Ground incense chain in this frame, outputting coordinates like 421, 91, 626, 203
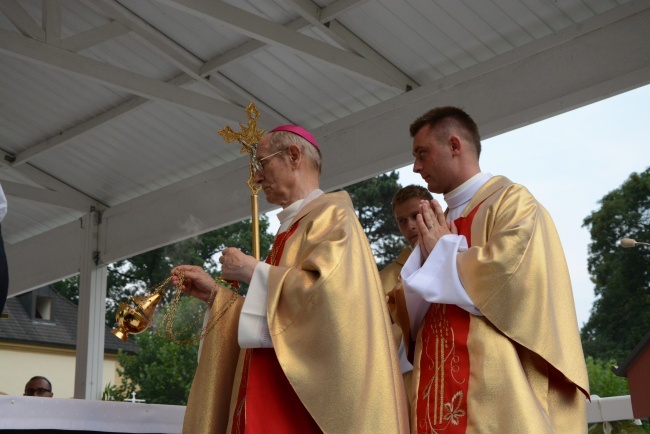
158, 273, 239, 346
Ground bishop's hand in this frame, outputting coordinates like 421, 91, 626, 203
171, 265, 217, 306
219, 247, 259, 285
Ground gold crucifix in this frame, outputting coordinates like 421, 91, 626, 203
218, 102, 265, 259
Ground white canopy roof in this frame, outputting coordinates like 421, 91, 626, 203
3, 0, 649, 296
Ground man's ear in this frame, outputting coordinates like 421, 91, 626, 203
288, 144, 301, 167
449, 135, 462, 156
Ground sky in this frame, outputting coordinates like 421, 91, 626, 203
265, 83, 649, 329
395, 84, 650, 328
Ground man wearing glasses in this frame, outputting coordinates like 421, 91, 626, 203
24, 376, 53, 398
173, 125, 408, 433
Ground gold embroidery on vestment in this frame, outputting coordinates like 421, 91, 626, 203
419, 304, 467, 432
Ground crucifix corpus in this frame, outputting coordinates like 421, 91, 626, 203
218, 102, 265, 260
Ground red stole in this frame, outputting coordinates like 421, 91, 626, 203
231, 218, 322, 434
415, 204, 482, 433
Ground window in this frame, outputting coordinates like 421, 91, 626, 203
35, 296, 52, 321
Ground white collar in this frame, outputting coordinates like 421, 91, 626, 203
444, 173, 492, 219
276, 189, 324, 232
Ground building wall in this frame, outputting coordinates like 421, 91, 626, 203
0, 342, 121, 397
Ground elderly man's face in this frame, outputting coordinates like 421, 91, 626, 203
24, 378, 53, 397
253, 135, 296, 208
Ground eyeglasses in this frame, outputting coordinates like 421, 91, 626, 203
24, 388, 51, 396
252, 149, 283, 173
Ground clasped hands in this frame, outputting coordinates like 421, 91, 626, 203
171, 247, 259, 306
416, 199, 457, 262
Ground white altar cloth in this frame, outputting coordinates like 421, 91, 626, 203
0, 394, 633, 430
0, 396, 185, 433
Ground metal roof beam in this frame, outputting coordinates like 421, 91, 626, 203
42, 0, 62, 47
205, 74, 291, 125
16, 164, 103, 209
284, 0, 418, 89
1, 180, 93, 212
88, 0, 289, 122
11, 97, 148, 167
194, 0, 373, 77
74, 0, 380, 134
158, 0, 405, 90
5, 2, 289, 168
8, 0, 368, 169
88, 1, 203, 77
283, 0, 321, 27
9, 75, 285, 169
191, 0, 371, 75
320, 0, 370, 21
0, 159, 103, 211
0, 0, 45, 41
0, 29, 246, 120
199, 16, 307, 74
61, 20, 129, 52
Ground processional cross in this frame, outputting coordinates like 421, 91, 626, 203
218, 103, 265, 260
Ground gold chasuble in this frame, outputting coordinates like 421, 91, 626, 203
184, 191, 408, 433
409, 176, 589, 433
381, 247, 412, 298
380, 247, 415, 417
183, 289, 244, 433
261, 191, 408, 433
381, 247, 413, 350
380, 247, 412, 292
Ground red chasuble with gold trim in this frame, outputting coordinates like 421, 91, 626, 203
231, 218, 322, 434
415, 203, 482, 433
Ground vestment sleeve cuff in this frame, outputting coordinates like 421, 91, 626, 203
238, 262, 274, 348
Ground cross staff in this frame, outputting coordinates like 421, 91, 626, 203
218, 103, 265, 260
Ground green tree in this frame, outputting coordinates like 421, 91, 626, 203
344, 172, 404, 268
581, 168, 650, 361
52, 275, 79, 304
585, 356, 630, 398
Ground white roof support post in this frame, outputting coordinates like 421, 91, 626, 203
74, 211, 107, 400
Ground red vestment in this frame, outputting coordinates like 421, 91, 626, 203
231, 219, 322, 434
415, 203, 482, 433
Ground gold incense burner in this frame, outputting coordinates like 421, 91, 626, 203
112, 289, 164, 342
